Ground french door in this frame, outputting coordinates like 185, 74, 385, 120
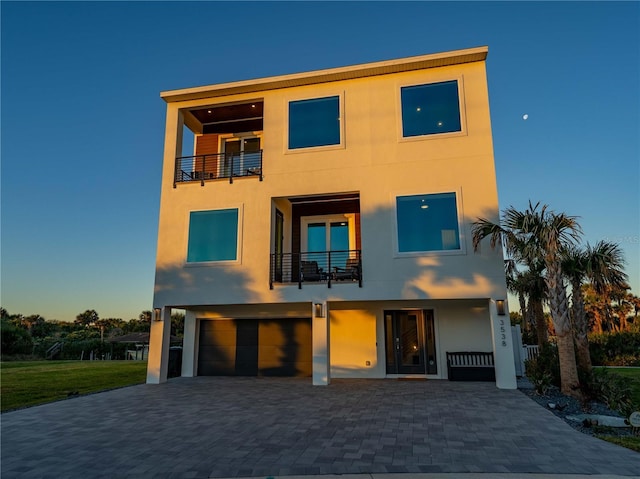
301, 213, 355, 266
222, 136, 260, 177
385, 310, 437, 375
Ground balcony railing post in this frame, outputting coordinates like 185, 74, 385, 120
358, 251, 362, 288
199, 155, 205, 186
327, 251, 331, 288
229, 154, 234, 184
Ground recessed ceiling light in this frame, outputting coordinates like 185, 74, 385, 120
437, 121, 443, 127
207, 110, 212, 114
416, 107, 421, 112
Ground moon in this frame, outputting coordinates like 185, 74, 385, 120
523, 114, 529, 120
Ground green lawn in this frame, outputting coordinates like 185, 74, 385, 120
1, 360, 148, 412
595, 367, 640, 453
600, 367, 640, 407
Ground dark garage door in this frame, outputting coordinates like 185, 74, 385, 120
198, 318, 312, 377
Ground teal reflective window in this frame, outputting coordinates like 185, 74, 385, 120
401, 81, 461, 137
396, 193, 460, 253
289, 96, 340, 149
187, 209, 238, 262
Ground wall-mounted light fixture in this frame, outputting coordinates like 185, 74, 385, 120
496, 300, 506, 316
314, 303, 325, 318
153, 308, 162, 322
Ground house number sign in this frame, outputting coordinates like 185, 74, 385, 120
499, 318, 507, 347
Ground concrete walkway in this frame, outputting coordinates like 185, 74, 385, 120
1, 378, 639, 478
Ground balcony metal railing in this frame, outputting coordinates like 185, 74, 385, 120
174, 151, 263, 186
270, 250, 362, 289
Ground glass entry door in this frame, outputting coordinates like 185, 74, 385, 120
385, 310, 437, 375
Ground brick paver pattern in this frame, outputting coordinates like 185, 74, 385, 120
2, 378, 639, 478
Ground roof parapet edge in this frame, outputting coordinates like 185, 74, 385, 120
160, 46, 488, 103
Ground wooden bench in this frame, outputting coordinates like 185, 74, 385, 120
446, 351, 495, 381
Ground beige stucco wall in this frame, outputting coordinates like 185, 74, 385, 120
153, 59, 506, 310
328, 299, 494, 380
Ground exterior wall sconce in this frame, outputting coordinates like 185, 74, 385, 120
153, 308, 162, 322
314, 303, 325, 318
496, 300, 506, 316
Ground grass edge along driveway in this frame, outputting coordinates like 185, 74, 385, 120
1, 360, 148, 412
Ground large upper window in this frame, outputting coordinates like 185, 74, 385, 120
187, 209, 239, 262
396, 192, 461, 253
288, 96, 340, 149
401, 80, 461, 137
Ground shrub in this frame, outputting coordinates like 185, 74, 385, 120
0, 321, 34, 355
584, 368, 635, 417
525, 358, 553, 395
525, 343, 560, 394
589, 332, 640, 366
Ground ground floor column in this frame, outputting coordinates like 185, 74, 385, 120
312, 301, 330, 386
146, 306, 171, 384
489, 299, 517, 389
181, 310, 197, 377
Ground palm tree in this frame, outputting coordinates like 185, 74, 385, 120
473, 202, 583, 398
504, 262, 549, 348
562, 241, 627, 376
522, 267, 549, 348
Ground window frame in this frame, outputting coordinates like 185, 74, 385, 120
285, 92, 345, 154
397, 76, 467, 142
391, 189, 466, 257
185, 205, 244, 266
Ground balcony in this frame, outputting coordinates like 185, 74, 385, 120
270, 250, 362, 289
174, 151, 263, 186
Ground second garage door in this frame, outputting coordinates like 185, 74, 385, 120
198, 318, 312, 377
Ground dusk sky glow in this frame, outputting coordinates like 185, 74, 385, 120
2, 1, 638, 322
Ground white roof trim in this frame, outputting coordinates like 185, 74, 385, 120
161, 46, 488, 103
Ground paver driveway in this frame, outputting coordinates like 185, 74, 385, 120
2, 377, 639, 478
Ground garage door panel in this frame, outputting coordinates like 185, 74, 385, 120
235, 361, 259, 376
235, 320, 258, 346
198, 361, 237, 376
198, 345, 236, 360
198, 318, 311, 377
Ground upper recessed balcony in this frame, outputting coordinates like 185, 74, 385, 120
174, 101, 263, 187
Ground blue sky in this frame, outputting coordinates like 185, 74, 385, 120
1, 1, 638, 322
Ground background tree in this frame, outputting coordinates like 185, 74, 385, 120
563, 241, 628, 377
75, 309, 99, 327
171, 311, 185, 337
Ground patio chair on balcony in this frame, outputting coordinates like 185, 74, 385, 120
333, 258, 361, 282
301, 261, 326, 282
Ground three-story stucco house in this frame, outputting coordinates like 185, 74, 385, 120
148, 46, 517, 389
